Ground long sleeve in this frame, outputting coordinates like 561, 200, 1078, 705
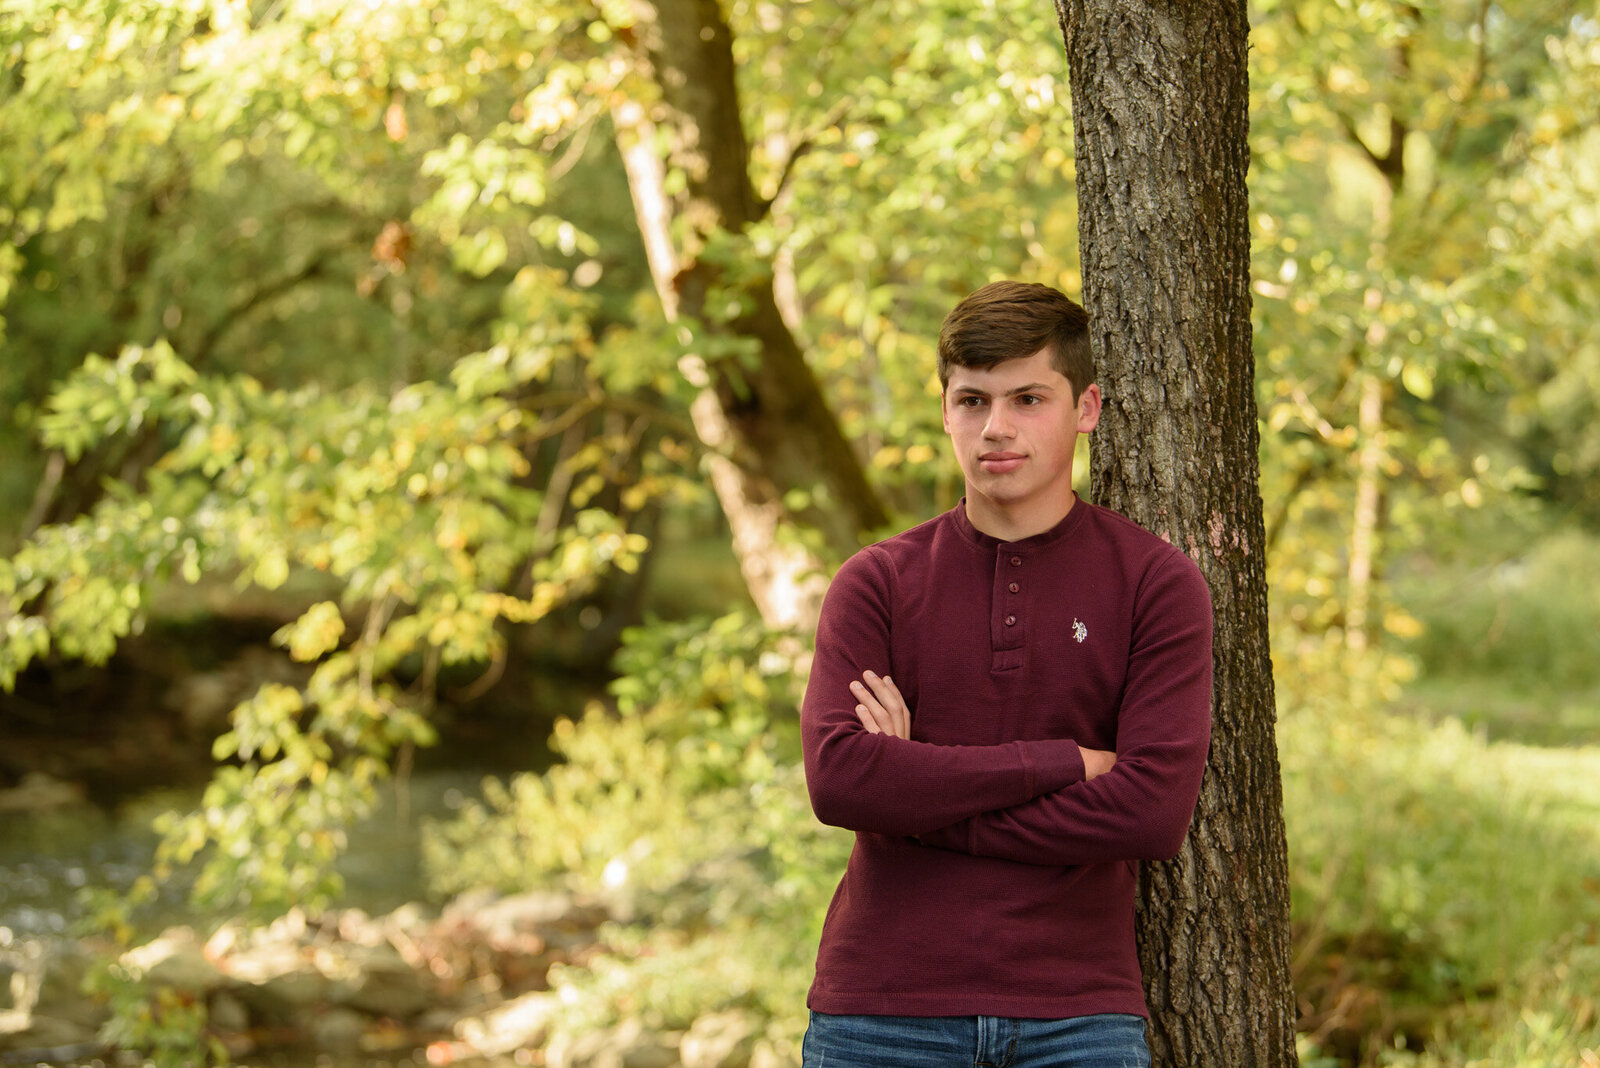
916, 551, 1213, 865
801, 547, 1085, 837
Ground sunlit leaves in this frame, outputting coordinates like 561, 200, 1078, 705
417, 133, 554, 270
421, 608, 842, 1039
1249, 0, 1600, 639
276, 600, 345, 662
452, 266, 598, 396
0, 324, 678, 911
35, 341, 198, 459
426, 609, 811, 893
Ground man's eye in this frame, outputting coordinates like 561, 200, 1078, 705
959, 396, 985, 408
1016, 395, 1041, 406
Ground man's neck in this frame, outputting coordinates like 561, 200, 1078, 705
963, 490, 1078, 543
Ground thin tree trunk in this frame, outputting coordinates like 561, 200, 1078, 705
614, 105, 837, 630
1346, 370, 1385, 651
615, 0, 888, 630
1055, 2, 1299, 1064
1347, 105, 1398, 652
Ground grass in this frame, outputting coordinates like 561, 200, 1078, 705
1283, 702, 1600, 1065
1285, 527, 1600, 1066
1396, 527, 1600, 746
1405, 675, 1600, 749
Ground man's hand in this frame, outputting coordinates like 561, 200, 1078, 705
850, 671, 910, 739
1081, 747, 1117, 781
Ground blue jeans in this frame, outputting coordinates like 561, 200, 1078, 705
801, 1011, 1151, 1068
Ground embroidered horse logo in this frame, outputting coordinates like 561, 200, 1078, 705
1072, 618, 1088, 643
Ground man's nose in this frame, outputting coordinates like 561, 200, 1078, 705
984, 405, 1015, 439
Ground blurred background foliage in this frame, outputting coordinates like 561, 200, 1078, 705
2, 0, 1599, 1065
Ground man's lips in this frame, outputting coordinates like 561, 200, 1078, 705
978, 452, 1025, 473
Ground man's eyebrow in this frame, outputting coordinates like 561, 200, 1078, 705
950, 382, 1056, 397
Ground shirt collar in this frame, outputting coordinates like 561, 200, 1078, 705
949, 495, 1090, 550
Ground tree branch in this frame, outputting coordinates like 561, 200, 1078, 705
18, 451, 67, 541
519, 390, 744, 470
190, 247, 344, 363
755, 95, 855, 220
545, 100, 604, 181
1283, 7, 1402, 182
1330, 106, 1391, 174
753, 0, 866, 220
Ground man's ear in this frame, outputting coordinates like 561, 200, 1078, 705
941, 390, 951, 434
1076, 383, 1102, 433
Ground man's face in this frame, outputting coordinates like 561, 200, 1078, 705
941, 347, 1101, 532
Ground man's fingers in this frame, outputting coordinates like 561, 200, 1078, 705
861, 671, 905, 710
848, 672, 911, 739
850, 680, 895, 734
854, 704, 881, 733
855, 672, 909, 739
872, 673, 910, 739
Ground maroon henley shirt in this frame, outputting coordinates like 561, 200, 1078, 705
801, 498, 1213, 1019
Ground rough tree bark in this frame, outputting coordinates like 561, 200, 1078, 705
615, 0, 888, 630
1055, 2, 1300, 1065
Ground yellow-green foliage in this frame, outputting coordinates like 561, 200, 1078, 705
1280, 643, 1600, 1065
424, 612, 849, 1040
2, 294, 662, 916
80, 880, 230, 1068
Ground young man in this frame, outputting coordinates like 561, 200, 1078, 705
799, 281, 1214, 1067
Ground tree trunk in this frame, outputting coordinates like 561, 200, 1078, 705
1055, 3, 1300, 1065
616, 0, 888, 630
1345, 369, 1385, 652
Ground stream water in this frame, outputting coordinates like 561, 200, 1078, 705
0, 768, 504, 938
0, 768, 530, 1068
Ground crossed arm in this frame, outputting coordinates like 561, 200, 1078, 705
849, 665, 1206, 865
800, 551, 1092, 837
801, 547, 1213, 866
849, 670, 1118, 783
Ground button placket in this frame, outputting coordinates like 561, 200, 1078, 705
992, 549, 1026, 671
996, 551, 1024, 645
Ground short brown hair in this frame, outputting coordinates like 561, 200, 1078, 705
937, 282, 1093, 399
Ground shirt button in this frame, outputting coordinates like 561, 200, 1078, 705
1010, 556, 1022, 566
1008, 582, 1019, 593
1005, 615, 1017, 626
